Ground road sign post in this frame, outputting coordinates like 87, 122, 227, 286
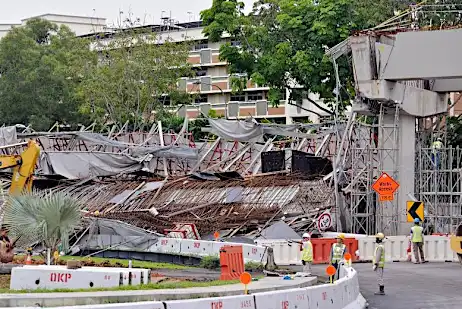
326, 265, 336, 284
407, 201, 424, 222
240, 272, 252, 295
372, 172, 400, 202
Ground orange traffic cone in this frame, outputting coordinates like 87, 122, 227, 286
25, 253, 32, 265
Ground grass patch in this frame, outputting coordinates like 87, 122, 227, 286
199, 256, 220, 270
22, 255, 193, 270
60, 256, 193, 270
1, 279, 239, 294
245, 261, 264, 272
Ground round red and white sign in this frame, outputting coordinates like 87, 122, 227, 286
317, 211, 332, 231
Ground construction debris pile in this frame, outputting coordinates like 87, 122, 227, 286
0, 118, 341, 238
38, 172, 335, 236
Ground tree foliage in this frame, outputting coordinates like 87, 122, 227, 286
0, 17, 195, 131
4, 191, 81, 252
0, 19, 92, 130
447, 115, 462, 148
78, 18, 193, 130
200, 0, 410, 114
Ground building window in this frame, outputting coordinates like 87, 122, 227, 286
231, 40, 241, 47
194, 94, 208, 104
192, 41, 209, 51
247, 92, 263, 101
193, 68, 207, 77
230, 93, 246, 102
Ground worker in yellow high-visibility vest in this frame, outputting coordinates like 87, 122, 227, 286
373, 233, 386, 295
330, 233, 347, 280
300, 233, 313, 275
411, 218, 427, 264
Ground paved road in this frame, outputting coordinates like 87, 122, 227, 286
316, 262, 462, 309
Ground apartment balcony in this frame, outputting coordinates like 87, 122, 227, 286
176, 100, 286, 120
187, 48, 226, 67
179, 76, 268, 93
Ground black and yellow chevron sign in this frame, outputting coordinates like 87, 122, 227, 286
406, 201, 424, 222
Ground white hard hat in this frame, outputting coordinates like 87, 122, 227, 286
302, 233, 310, 238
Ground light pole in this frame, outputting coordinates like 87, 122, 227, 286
192, 80, 227, 119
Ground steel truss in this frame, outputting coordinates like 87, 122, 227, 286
8, 121, 340, 178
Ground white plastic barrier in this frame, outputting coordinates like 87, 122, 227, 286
11, 266, 123, 290
422, 235, 458, 262
165, 295, 255, 309
255, 235, 461, 265
256, 239, 301, 265
357, 235, 459, 262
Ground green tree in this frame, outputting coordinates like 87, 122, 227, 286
200, 0, 405, 115
78, 17, 194, 131
0, 19, 92, 130
4, 191, 81, 256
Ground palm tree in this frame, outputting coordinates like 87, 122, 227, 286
3, 190, 81, 257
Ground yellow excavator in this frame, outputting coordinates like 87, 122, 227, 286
0, 140, 40, 262
0, 140, 40, 195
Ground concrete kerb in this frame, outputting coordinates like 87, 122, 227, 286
0, 276, 316, 307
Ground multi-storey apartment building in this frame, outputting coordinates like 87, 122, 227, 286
155, 20, 332, 124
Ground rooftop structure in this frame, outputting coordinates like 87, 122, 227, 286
0, 13, 107, 39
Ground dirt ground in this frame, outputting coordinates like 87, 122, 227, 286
0, 275, 10, 289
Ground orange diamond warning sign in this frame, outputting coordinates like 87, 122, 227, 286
372, 173, 399, 197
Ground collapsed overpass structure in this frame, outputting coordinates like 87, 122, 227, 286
335, 27, 462, 235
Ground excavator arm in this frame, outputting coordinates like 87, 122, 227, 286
0, 140, 40, 195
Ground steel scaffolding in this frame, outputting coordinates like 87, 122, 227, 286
415, 115, 462, 233
347, 114, 377, 234
376, 105, 400, 236
341, 104, 401, 235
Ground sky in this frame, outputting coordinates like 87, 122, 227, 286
0, 0, 256, 26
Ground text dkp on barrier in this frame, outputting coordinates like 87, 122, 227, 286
50, 273, 72, 283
